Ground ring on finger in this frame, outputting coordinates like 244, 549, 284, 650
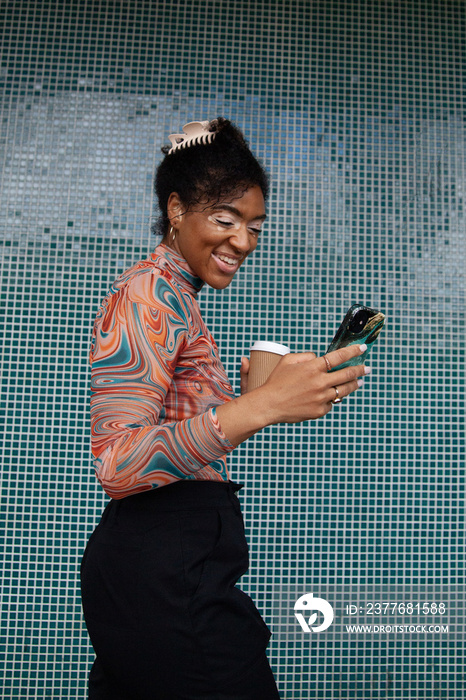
323, 355, 332, 372
331, 386, 342, 405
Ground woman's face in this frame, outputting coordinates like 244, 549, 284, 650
166, 185, 266, 289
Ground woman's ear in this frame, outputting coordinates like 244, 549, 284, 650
167, 192, 184, 227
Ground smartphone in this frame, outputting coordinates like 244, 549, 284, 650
325, 304, 385, 371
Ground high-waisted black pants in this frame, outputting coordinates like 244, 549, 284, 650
80, 480, 281, 699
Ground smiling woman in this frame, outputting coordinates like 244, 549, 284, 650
80, 118, 367, 699
165, 186, 266, 288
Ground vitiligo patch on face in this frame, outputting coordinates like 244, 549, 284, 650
207, 213, 242, 231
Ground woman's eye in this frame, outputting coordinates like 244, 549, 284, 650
215, 219, 233, 227
249, 227, 262, 236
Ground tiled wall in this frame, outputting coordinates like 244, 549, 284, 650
1, 1, 464, 697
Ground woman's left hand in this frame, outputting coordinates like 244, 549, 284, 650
240, 356, 250, 395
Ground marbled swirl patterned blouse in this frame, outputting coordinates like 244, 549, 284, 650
90, 244, 235, 499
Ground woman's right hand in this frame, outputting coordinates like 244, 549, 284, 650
216, 343, 369, 448
255, 343, 369, 425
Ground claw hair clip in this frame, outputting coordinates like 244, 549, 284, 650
168, 121, 217, 154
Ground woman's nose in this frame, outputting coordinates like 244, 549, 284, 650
229, 225, 251, 252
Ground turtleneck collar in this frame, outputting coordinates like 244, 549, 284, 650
151, 243, 204, 296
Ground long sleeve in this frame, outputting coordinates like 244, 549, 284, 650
90, 267, 234, 499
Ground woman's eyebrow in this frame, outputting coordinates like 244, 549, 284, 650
211, 204, 267, 220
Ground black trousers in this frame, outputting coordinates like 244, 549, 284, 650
80, 480, 281, 700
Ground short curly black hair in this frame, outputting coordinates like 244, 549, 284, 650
153, 118, 269, 236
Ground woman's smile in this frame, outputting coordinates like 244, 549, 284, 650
166, 185, 266, 289
211, 251, 242, 274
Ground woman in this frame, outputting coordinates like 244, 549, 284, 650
81, 118, 368, 699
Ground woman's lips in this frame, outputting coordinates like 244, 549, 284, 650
211, 253, 241, 274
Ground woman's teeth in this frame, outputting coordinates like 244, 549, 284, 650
216, 254, 237, 265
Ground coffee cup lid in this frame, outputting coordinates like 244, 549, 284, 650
250, 341, 290, 355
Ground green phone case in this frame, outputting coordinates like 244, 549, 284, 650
326, 304, 385, 371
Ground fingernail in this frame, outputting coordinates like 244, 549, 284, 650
364, 365, 371, 375
357, 378, 364, 387
359, 343, 367, 353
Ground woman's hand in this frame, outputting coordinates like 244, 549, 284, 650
256, 344, 369, 425
216, 343, 369, 448
239, 356, 250, 395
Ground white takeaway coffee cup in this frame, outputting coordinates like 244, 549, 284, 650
247, 341, 291, 392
